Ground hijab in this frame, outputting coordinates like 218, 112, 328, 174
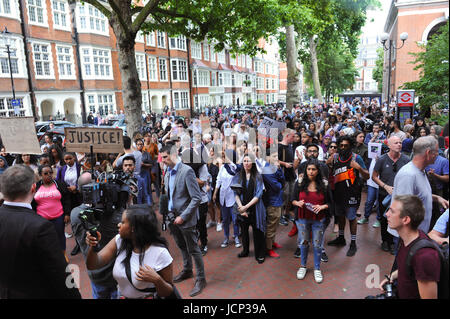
0, 155, 9, 174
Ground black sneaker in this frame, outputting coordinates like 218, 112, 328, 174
294, 247, 301, 258
279, 216, 289, 226
327, 236, 346, 247
381, 241, 390, 252
346, 244, 357, 257
321, 251, 329, 262
200, 245, 208, 256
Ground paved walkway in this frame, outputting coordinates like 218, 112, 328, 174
67, 192, 395, 299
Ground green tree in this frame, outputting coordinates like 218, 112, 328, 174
77, 0, 282, 137
372, 47, 384, 92
402, 21, 449, 116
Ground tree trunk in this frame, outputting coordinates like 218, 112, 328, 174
110, 7, 142, 139
309, 35, 323, 104
285, 25, 300, 111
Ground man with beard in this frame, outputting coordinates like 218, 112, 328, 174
327, 135, 369, 257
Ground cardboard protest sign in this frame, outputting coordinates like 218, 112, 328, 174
0, 117, 42, 154
65, 127, 123, 153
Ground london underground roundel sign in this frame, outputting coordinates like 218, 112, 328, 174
397, 90, 415, 107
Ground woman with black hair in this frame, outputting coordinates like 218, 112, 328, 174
232, 154, 266, 264
292, 159, 331, 283
413, 116, 426, 138
48, 144, 65, 173
86, 205, 177, 299
14, 153, 39, 172
32, 164, 72, 261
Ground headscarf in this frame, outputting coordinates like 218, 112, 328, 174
0, 155, 9, 174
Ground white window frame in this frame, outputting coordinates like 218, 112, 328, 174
80, 46, 113, 80
147, 56, 157, 81
86, 92, 116, 115
211, 47, 216, 63
193, 69, 210, 87
32, 41, 54, 79
51, 0, 70, 31
157, 31, 166, 48
169, 35, 186, 51
0, 96, 27, 117
170, 58, 188, 82
135, 53, 146, 81
158, 57, 167, 81
1, 0, 19, 19
172, 90, 189, 110
76, 2, 109, 36
135, 31, 145, 43
56, 44, 75, 80
191, 41, 201, 59
217, 50, 225, 64
27, 0, 48, 27
146, 31, 155, 47
0, 36, 27, 79
203, 43, 209, 61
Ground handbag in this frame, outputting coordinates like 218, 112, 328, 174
124, 257, 182, 299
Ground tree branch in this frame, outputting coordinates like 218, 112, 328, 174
107, 0, 131, 35
132, 0, 161, 33
82, 0, 112, 19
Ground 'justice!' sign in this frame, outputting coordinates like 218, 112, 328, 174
64, 127, 123, 153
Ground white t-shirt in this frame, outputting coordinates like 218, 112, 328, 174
366, 158, 378, 188
113, 234, 173, 299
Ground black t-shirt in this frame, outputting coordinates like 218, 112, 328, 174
278, 143, 295, 182
373, 153, 410, 196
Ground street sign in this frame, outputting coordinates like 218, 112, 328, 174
397, 90, 415, 107
11, 99, 20, 115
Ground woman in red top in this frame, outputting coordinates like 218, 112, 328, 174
292, 158, 331, 283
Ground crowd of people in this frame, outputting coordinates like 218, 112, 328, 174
0, 99, 449, 299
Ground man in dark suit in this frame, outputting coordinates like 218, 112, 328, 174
161, 144, 206, 297
0, 165, 81, 299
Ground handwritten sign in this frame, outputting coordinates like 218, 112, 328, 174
0, 117, 42, 154
258, 116, 286, 133
65, 127, 123, 153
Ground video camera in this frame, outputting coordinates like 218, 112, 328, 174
79, 170, 138, 241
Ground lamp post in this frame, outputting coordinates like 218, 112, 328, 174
1, 27, 17, 115
380, 31, 408, 113
193, 64, 199, 115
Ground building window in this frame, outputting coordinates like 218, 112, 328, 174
27, 0, 47, 26
135, 31, 144, 43
157, 31, 166, 48
51, 0, 69, 30
0, 37, 21, 76
191, 41, 201, 59
169, 35, 186, 51
173, 91, 189, 109
203, 43, 209, 61
193, 69, 210, 87
257, 77, 264, 90
147, 56, 157, 81
77, 3, 108, 35
146, 31, 155, 46
0, 0, 12, 16
134, 53, 146, 81
0, 97, 25, 117
33, 42, 53, 78
81, 46, 112, 80
142, 91, 149, 113
86, 93, 115, 115
159, 58, 167, 81
211, 47, 216, 63
171, 59, 188, 82
56, 45, 74, 79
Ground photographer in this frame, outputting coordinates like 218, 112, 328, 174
380, 195, 440, 299
70, 172, 119, 299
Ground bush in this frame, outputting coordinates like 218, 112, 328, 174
256, 99, 264, 106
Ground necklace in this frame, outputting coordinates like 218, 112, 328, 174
338, 153, 353, 163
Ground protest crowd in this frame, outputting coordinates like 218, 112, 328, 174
0, 99, 449, 299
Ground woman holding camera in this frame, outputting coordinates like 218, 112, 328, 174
85, 205, 177, 299
292, 159, 331, 283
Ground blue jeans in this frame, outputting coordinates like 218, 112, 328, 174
296, 219, 325, 270
91, 282, 119, 299
221, 205, 239, 241
364, 186, 379, 219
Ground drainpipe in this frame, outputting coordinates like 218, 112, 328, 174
18, 0, 37, 120
69, 0, 87, 124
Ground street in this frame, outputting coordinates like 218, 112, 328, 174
67, 192, 395, 299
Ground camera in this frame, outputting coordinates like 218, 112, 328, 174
365, 276, 397, 299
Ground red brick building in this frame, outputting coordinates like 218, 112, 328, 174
0, 0, 284, 122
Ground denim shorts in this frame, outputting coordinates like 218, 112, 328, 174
335, 205, 358, 221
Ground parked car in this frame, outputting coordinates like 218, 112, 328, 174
35, 121, 76, 141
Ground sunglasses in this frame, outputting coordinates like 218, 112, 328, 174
392, 162, 398, 173
329, 146, 337, 149
42, 171, 53, 175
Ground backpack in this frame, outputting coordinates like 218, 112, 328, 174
406, 237, 449, 299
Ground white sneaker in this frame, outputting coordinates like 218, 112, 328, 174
216, 222, 223, 232
220, 239, 228, 248
314, 270, 323, 283
296, 267, 307, 280
235, 237, 242, 248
